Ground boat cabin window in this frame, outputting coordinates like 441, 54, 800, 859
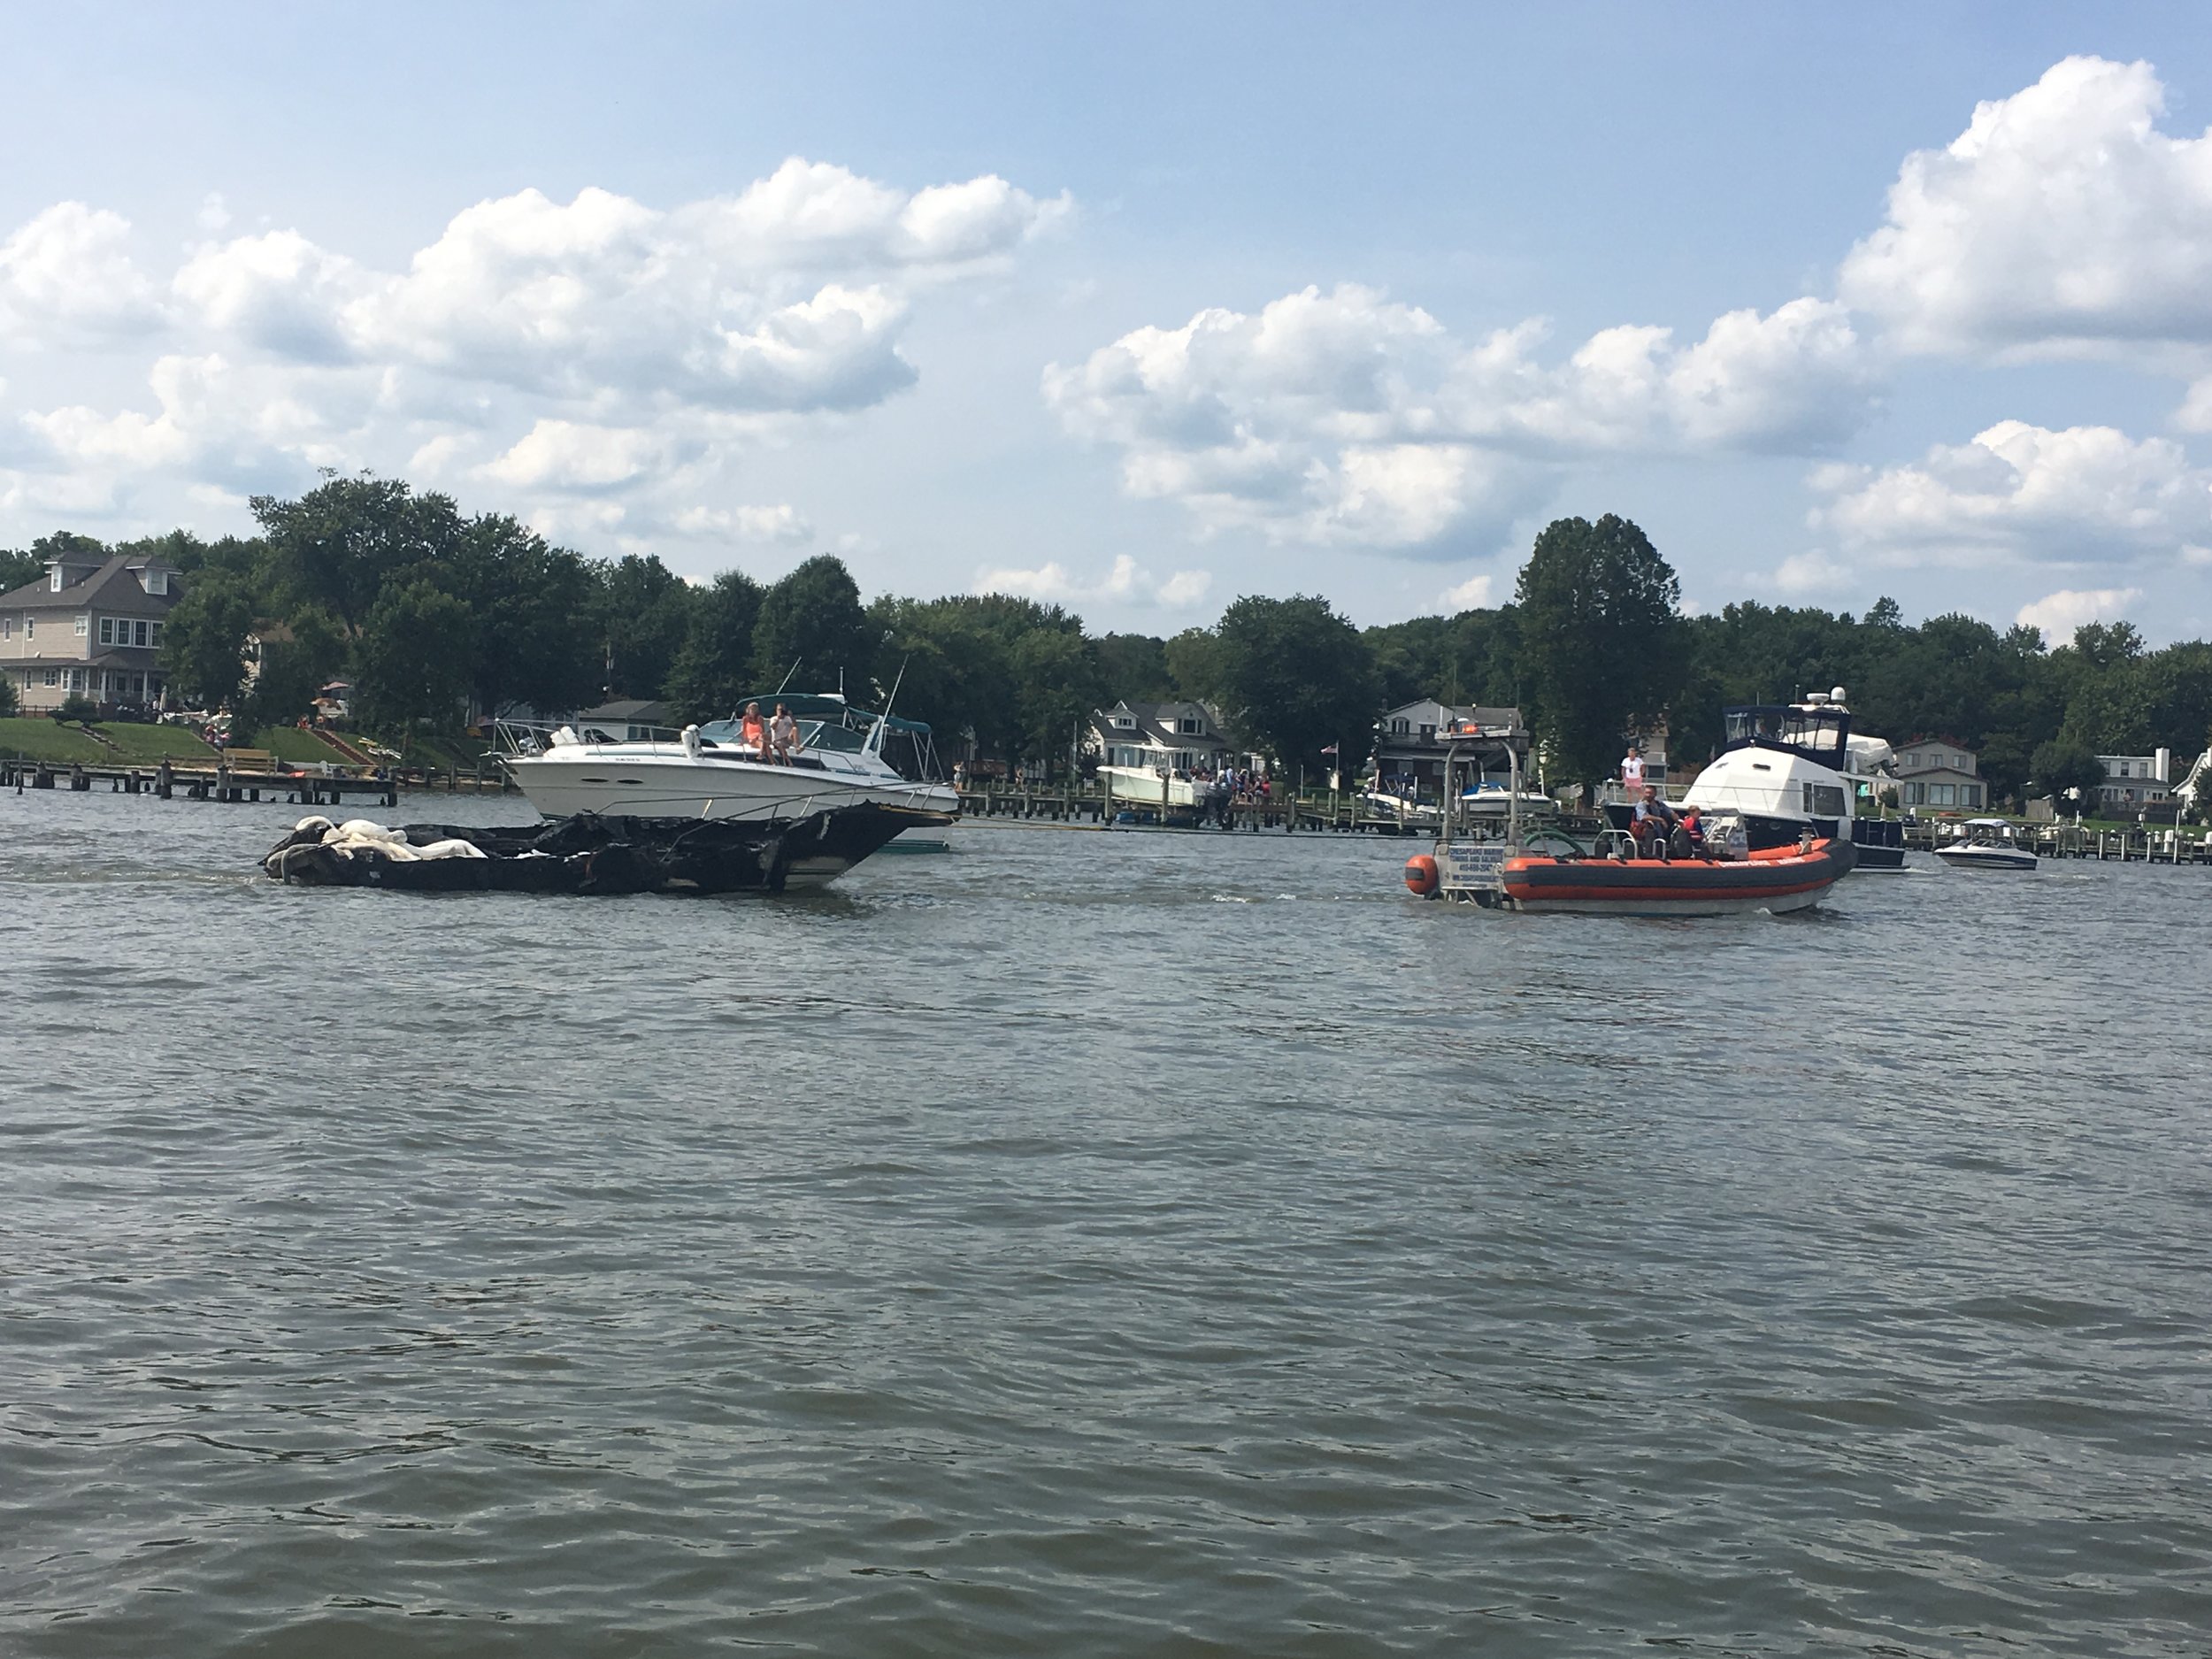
1801, 781, 1847, 818
1724, 704, 1848, 768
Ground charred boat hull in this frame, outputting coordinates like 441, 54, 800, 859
263, 804, 950, 895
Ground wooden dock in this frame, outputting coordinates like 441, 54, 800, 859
3, 754, 520, 810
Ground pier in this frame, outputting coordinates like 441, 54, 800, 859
3, 750, 521, 809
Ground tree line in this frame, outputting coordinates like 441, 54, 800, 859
6, 479, 2211, 808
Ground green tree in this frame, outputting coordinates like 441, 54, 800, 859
1513, 515, 1686, 787
1094, 632, 1173, 703
753, 555, 872, 694
255, 473, 464, 633
158, 567, 258, 710
1213, 595, 1381, 776
600, 554, 695, 701
1010, 626, 1102, 765
0, 547, 46, 593
444, 515, 604, 716
2029, 738, 2106, 812
666, 571, 766, 720
0, 673, 18, 716
1164, 626, 1228, 704
236, 610, 345, 737
353, 577, 472, 733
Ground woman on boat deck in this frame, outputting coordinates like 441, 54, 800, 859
769, 703, 800, 763
740, 701, 769, 761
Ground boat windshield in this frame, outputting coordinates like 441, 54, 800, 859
1722, 704, 1850, 769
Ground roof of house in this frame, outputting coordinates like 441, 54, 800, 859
1093, 699, 1229, 749
577, 698, 674, 724
0, 554, 182, 616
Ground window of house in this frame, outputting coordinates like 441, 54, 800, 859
1113, 716, 1135, 730
150, 622, 163, 648
1418, 725, 1435, 742
1, 616, 12, 639
49, 568, 63, 592
74, 614, 88, 636
24, 617, 34, 640
132, 619, 149, 648
1931, 784, 1955, 806
1903, 781, 1924, 804
143, 568, 167, 595
98, 618, 112, 644
1389, 718, 1409, 736
1964, 785, 1983, 807
42, 668, 58, 687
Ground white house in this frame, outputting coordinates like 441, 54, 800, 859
2096, 749, 2172, 809
1090, 700, 1233, 773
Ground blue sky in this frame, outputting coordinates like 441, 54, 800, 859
4, 4, 2212, 641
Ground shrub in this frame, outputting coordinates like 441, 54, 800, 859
52, 693, 100, 723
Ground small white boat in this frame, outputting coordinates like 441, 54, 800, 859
1935, 819, 2038, 871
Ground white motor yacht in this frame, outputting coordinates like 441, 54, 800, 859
500, 693, 958, 823
1678, 690, 1896, 864
1935, 819, 2038, 871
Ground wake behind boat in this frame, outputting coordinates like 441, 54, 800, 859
497, 692, 958, 823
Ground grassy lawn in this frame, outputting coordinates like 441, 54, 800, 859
245, 726, 359, 768
0, 717, 217, 765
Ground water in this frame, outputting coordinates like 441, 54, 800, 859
3, 789, 2208, 1656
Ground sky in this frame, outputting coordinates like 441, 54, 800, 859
4, 3, 2212, 642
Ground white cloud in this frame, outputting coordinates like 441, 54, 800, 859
672, 502, 811, 543
1771, 549, 1854, 595
2016, 586, 2144, 638
1839, 57, 2212, 357
196, 193, 232, 235
1813, 419, 2212, 567
1047, 284, 1876, 554
0, 203, 163, 344
0, 159, 1063, 536
972, 552, 1212, 610
1440, 572, 1493, 611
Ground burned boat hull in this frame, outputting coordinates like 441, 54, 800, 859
263, 804, 951, 895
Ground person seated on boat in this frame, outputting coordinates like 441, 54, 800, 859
770, 702, 801, 764
1670, 805, 1708, 861
740, 701, 770, 761
1631, 785, 1676, 855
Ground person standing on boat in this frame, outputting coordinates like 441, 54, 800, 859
1620, 742, 1646, 798
740, 701, 770, 761
770, 703, 800, 764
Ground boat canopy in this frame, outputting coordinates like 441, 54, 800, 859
723, 692, 933, 735
1721, 703, 1850, 770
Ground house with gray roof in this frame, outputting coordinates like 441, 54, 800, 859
0, 548, 182, 713
1090, 700, 1234, 773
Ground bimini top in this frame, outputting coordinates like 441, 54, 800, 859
725, 692, 933, 735
1721, 703, 1850, 771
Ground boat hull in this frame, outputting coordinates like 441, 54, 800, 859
1934, 847, 2037, 872
1494, 837, 1857, 917
508, 752, 957, 823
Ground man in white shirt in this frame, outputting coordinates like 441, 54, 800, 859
1620, 743, 1645, 795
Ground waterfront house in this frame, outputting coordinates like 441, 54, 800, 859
2095, 749, 2172, 810
1374, 701, 1529, 798
1091, 700, 1233, 773
0, 550, 182, 714
1896, 737, 1985, 810
574, 699, 680, 741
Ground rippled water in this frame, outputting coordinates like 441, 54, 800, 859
3, 788, 2208, 1656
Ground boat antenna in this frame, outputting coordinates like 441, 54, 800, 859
773, 658, 803, 694
868, 657, 910, 756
